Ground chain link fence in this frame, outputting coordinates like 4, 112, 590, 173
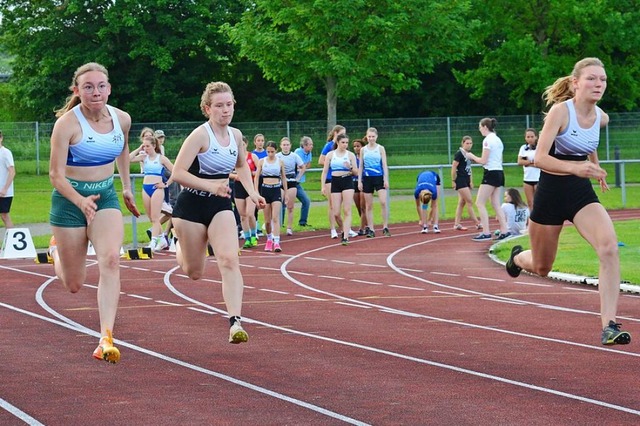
2, 112, 639, 175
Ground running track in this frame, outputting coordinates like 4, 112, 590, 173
1, 210, 639, 425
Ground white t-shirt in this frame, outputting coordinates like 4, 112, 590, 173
518, 144, 541, 183
501, 203, 529, 235
0, 146, 15, 197
482, 132, 503, 171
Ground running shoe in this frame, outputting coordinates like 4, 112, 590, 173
264, 239, 273, 252
348, 229, 358, 238
357, 229, 366, 236
250, 236, 258, 247
454, 224, 468, 231
506, 245, 523, 277
146, 228, 152, 241
495, 232, 512, 241
229, 322, 249, 344
476, 223, 483, 230
472, 233, 492, 241
330, 229, 339, 239
382, 227, 391, 237
341, 238, 349, 246
243, 239, 253, 249
601, 321, 631, 345
433, 225, 440, 234
92, 329, 120, 363
154, 236, 168, 251
273, 242, 282, 252
421, 226, 429, 234
286, 228, 293, 236
367, 228, 375, 238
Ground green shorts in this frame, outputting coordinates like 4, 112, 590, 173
50, 176, 121, 227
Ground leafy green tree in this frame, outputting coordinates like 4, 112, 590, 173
0, 0, 244, 121
225, 0, 476, 129
456, 0, 640, 114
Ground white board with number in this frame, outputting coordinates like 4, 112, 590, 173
1, 228, 37, 259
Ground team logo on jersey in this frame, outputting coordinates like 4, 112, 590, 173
570, 129, 578, 137
230, 150, 237, 156
86, 136, 96, 143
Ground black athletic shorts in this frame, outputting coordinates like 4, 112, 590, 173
172, 188, 232, 227
530, 172, 599, 225
331, 174, 355, 193
481, 169, 504, 187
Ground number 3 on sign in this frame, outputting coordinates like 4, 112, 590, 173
1, 228, 37, 259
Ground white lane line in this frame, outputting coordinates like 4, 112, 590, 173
513, 281, 553, 287
0, 397, 45, 426
318, 275, 345, 280
295, 294, 326, 301
431, 271, 459, 277
480, 298, 527, 306
335, 302, 371, 309
156, 300, 183, 306
3, 301, 368, 426
128, 294, 153, 301
260, 289, 289, 295
188, 307, 217, 315
468, 276, 505, 282
350, 279, 382, 286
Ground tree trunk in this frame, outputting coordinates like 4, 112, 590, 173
326, 76, 337, 132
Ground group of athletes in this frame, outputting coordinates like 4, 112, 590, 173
46, 57, 630, 365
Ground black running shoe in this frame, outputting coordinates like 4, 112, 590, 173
341, 238, 349, 246
601, 321, 631, 345
506, 245, 523, 277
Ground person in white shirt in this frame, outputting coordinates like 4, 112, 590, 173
467, 117, 509, 241
517, 128, 541, 212
501, 188, 529, 236
0, 130, 15, 228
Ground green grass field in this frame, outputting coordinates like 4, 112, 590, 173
7, 170, 640, 286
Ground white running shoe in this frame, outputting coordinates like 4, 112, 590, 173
348, 229, 358, 238
286, 228, 293, 236
330, 229, 339, 239
421, 226, 429, 234
433, 225, 441, 234
229, 322, 248, 344
155, 236, 168, 251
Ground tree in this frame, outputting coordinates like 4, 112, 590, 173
225, 0, 476, 130
455, 0, 640, 114
0, 0, 244, 121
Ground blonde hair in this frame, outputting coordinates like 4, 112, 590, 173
55, 62, 109, 118
200, 81, 235, 118
419, 189, 432, 205
327, 125, 346, 142
543, 57, 604, 107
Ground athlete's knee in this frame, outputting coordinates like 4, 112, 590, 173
596, 239, 619, 263
215, 250, 239, 271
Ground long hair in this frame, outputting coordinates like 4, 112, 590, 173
543, 57, 604, 107
506, 188, 527, 208
479, 117, 497, 132
327, 125, 345, 142
55, 62, 109, 118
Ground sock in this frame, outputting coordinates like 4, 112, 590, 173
274, 236, 280, 244
244, 231, 251, 239
267, 233, 273, 241
229, 315, 241, 326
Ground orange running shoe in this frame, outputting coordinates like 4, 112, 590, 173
92, 329, 121, 363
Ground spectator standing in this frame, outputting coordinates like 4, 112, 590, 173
517, 128, 541, 212
451, 135, 481, 231
294, 136, 313, 227
0, 131, 15, 229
